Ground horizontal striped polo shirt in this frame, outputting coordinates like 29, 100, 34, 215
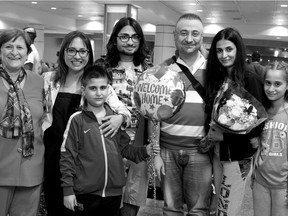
160, 53, 206, 150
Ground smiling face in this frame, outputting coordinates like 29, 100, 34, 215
174, 18, 203, 57
116, 25, 140, 57
264, 69, 288, 103
0, 36, 28, 73
64, 37, 89, 74
216, 39, 237, 70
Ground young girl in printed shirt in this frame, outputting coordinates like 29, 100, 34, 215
253, 61, 288, 216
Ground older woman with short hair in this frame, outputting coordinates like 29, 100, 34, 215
0, 28, 44, 216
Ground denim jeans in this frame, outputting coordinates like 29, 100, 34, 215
252, 181, 288, 216
160, 148, 212, 216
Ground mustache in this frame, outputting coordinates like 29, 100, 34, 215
124, 45, 136, 47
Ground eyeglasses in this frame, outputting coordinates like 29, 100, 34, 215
176, 30, 202, 39
65, 47, 89, 57
117, 34, 141, 43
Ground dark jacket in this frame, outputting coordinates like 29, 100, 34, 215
219, 69, 266, 161
60, 104, 149, 197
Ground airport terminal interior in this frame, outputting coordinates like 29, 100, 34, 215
0, 1, 288, 216
0, 0, 288, 67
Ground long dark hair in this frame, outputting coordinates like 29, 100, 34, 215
205, 27, 247, 107
105, 17, 149, 68
204, 28, 247, 129
54, 30, 94, 86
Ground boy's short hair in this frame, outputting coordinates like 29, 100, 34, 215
81, 63, 109, 87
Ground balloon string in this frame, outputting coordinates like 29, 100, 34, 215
147, 121, 159, 206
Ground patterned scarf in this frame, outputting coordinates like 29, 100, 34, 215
0, 66, 34, 157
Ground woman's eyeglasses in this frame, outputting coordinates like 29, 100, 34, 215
117, 34, 140, 43
65, 47, 89, 57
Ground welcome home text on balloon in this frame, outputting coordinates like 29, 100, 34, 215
136, 82, 171, 106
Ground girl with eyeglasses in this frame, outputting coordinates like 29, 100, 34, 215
42, 30, 130, 215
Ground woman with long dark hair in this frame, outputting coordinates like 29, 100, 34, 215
205, 27, 267, 216
42, 30, 130, 215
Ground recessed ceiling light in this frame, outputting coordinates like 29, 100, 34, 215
274, 50, 279, 57
31, 1, 37, 4
280, 4, 288, 7
197, 10, 203, 12
277, 20, 284, 25
206, 17, 212, 20
276, 37, 281, 39
189, 3, 197, 6
51, 7, 57, 10
78, 15, 83, 17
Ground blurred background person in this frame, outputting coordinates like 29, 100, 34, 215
0, 28, 44, 216
250, 51, 266, 80
40, 60, 50, 74
23, 27, 42, 75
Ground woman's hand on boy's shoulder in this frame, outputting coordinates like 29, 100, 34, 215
99, 114, 123, 137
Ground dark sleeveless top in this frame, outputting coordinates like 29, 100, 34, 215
44, 92, 81, 176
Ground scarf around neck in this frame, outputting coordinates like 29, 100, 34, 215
0, 66, 34, 157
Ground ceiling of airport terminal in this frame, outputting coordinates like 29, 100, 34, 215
8, 0, 288, 25
2, 0, 288, 41
161, 0, 288, 26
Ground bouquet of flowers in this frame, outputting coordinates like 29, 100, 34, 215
198, 78, 267, 152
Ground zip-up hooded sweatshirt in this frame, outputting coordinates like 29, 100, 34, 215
60, 104, 149, 197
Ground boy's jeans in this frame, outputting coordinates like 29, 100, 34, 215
160, 148, 212, 216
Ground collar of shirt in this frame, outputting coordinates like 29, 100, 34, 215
172, 51, 206, 75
